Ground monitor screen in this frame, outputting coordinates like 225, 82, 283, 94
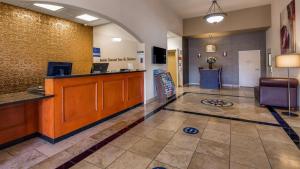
47, 62, 72, 76
91, 63, 109, 73
152, 46, 166, 64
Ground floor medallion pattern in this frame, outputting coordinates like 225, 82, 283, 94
201, 98, 234, 107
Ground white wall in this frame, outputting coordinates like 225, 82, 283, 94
167, 37, 182, 50
267, 0, 300, 77
266, 0, 300, 104
93, 23, 142, 71
32, 0, 183, 102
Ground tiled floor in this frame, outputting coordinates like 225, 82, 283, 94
165, 92, 278, 124
0, 86, 299, 169
276, 108, 300, 136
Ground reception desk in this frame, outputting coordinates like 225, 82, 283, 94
0, 71, 145, 148
39, 71, 145, 142
0, 92, 53, 148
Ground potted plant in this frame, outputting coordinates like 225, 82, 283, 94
207, 56, 217, 69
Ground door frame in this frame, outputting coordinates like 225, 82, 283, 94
167, 49, 178, 87
238, 50, 261, 87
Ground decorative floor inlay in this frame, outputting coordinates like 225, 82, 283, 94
267, 106, 300, 149
201, 99, 234, 107
183, 127, 199, 135
152, 167, 167, 169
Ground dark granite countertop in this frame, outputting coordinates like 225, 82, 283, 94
0, 92, 54, 107
46, 70, 146, 79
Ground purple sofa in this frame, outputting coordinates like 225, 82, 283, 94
255, 77, 298, 110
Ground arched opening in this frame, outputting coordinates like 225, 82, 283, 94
0, 0, 145, 94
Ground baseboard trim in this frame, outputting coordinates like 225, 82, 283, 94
187, 83, 240, 88
146, 96, 158, 104
0, 133, 39, 150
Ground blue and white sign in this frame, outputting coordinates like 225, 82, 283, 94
183, 127, 199, 135
93, 47, 101, 57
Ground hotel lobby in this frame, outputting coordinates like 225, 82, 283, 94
0, 0, 300, 169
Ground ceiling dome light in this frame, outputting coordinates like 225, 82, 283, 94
203, 0, 227, 24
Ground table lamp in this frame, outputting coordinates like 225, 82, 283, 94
275, 53, 300, 117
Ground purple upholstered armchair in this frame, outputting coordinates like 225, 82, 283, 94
255, 77, 298, 110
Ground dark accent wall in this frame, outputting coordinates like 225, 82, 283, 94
182, 37, 189, 85
187, 30, 266, 85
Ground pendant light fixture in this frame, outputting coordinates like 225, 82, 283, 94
203, 0, 227, 24
206, 35, 216, 53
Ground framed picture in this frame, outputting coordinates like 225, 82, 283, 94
280, 0, 296, 54
93, 47, 101, 57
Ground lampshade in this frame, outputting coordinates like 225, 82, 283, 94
206, 44, 216, 53
203, 0, 227, 24
275, 53, 300, 68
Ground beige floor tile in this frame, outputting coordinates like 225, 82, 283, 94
201, 129, 230, 145
231, 121, 259, 138
206, 121, 230, 133
230, 162, 255, 169
157, 119, 183, 132
231, 134, 264, 152
268, 157, 300, 169
168, 133, 200, 151
147, 160, 180, 169
35, 140, 74, 157
31, 151, 73, 169
208, 117, 231, 124
230, 145, 271, 169
110, 133, 142, 150
145, 128, 175, 143
0, 151, 13, 164
126, 125, 155, 137
156, 144, 194, 169
91, 121, 128, 142
66, 122, 113, 144
196, 139, 229, 160
85, 145, 125, 168
107, 151, 151, 169
188, 152, 229, 169
70, 160, 101, 169
258, 128, 294, 145
137, 119, 163, 128
5, 138, 47, 156
129, 138, 165, 159
0, 149, 47, 169
262, 140, 300, 164
66, 138, 98, 156
184, 116, 209, 125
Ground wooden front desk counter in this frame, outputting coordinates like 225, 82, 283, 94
39, 71, 144, 141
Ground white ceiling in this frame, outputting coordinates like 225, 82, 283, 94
2, 0, 111, 26
161, 0, 271, 19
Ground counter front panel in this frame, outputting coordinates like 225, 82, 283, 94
0, 102, 38, 145
40, 71, 144, 139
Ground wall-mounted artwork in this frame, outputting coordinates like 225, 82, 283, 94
280, 0, 296, 54
93, 47, 101, 57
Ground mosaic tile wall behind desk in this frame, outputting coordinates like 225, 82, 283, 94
0, 3, 93, 94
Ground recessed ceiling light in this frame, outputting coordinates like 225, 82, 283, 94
33, 3, 64, 11
76, 14, 99, 22
112, 38, 122, 42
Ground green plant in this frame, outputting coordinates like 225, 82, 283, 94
207, 56, 217, 64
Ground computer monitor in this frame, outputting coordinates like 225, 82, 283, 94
47, 62, 72, 76
91, 63, 109, 73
